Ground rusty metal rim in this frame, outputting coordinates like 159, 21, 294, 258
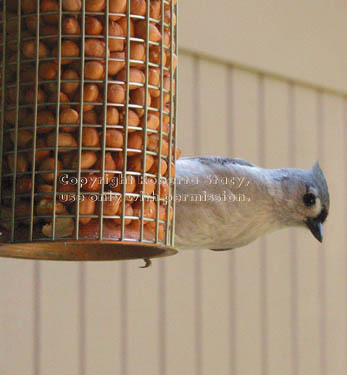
0, 240, 178, 261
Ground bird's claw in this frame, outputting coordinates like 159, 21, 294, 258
139, 258, 152, 268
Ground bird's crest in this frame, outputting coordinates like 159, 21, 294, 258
311, 162, 329, 210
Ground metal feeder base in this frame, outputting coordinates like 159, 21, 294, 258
0, 241, 178, 261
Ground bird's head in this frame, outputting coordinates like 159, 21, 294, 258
272, 162, 329, 242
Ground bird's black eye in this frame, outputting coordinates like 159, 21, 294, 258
303, 193, 316, 207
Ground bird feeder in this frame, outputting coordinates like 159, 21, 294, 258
0, 0, 178, 261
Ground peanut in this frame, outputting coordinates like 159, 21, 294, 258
25, 87, 45, 105
113, 202, 133, 225
137, 176, 156, 195
99, 106, 120, 125
36, 199, 67, 216
72, 151, 97, 169
35, 138, 51, 162
37, 184, 54, 199
82, 127, 100, 147
107, 84, 125, 104
110, 174, 136, 193
85, 16, 103, 35
82, 173, 102, 192
86, 0, 106, 12
106, 129, 123, 148
95, 152, 116, 180
22, 40, 49, 59
108, 21, 124, 52
149, 157, 167, 176
46, 132, 77, 152
78, 195, 96, 225
84, 61, 105, 80
16, 176, 33, 194
133, 199, 156, 219
75, 83, 99, 112
128, 154, 154, 172
62, 0, 82, 11
130, 0, 147, 16
135, 21, 161, 42
60, 108, 79, 132
128, 42, 145, 67
10, 129, 33, 148
39, 157, 63, 182
48, 91, 71, 111
61, 69, 80, 97
85, 39, 108, 58
53, 40, 80, 65
118, 16, 135, 37
116, 68, 145, 90
62, 17, 81, 38
39, 62, 58, 80
103, 195, 121, 216
8, 153, 28, 173
40, 24, 59, 45
41, 0, 59, 25
108, 51, 126, 76
57, 181, 77, 202
150, 0, 161, 20
139, 113, 160, 130
147, 134, 169, 156
34, 110, 56, 134
83, 110, 98, 124
127, 131, 143, 155
130, 87, 151, 117
109, 0, 127, 21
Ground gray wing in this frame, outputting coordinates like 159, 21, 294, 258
175, 156, 256, 250
180, 156, 256, 168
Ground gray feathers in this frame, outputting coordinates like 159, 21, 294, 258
174, 156, 330, 251
311, 162, 330, 210
194, 156, 256, 168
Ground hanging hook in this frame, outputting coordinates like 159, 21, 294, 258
139, 258, 152, 268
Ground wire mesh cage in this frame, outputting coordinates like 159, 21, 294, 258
0, 0, 178, 261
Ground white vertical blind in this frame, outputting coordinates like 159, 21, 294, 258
231, 69, 263, 375
166, 53, 196, 375
263, 77, 292, 375
321, 94, 346, 374
293, 86, 321, 375
40, 263, 80, 375
0, 260, 35, 374
198, 59, 230, 375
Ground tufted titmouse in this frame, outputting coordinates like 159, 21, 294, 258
174, 156, 329, 251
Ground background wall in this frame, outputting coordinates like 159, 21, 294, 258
0, 1, 346, 375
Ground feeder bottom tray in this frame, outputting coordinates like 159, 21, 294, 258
0, 241, 177, 261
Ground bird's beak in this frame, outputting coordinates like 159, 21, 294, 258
305, 218, 323, 242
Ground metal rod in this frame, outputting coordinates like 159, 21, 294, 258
10, 0, 22, 242
155, 0, 166, 242
0, 0, 7, 209
51, 0, 63, 240
120, 0, 132, 241
99, 0, 111, 240
75, 0, 87, 240
171, 0, 178, 246
29, 0, 41, 241
166, 0, 177, 245
139, 0, 152, 241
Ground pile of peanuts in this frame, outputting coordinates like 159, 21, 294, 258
0, 0, 179, 243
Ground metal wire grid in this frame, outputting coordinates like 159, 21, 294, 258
0, 0, 177, 247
